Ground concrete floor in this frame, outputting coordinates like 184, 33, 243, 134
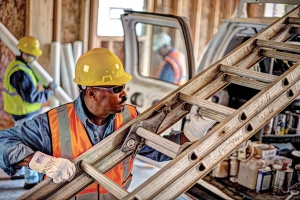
0, 169, 27, 200
0, 158, 193, 200
0, 179, 27, 200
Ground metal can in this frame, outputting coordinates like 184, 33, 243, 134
273, 168, 294, 195
274, 114, 286, 135
295, 110, 300, 134
273, 115, 279, 135
288, 112, 300, 134
264, 118, 274, 135
285, 111, 292, 134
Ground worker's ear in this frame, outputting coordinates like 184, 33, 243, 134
88, 89, 97, 100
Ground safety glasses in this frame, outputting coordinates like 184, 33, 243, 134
92, 85, 125, 94
23, 53, 37, 59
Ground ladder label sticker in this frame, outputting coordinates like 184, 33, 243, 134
253, 92, 272, 114
258, 105, 274, 122
206, 131, 243, 166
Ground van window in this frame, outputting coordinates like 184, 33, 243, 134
135, 22, 189, 86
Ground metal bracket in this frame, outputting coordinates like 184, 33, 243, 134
121, 106, 171, 153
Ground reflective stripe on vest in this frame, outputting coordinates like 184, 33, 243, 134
3, 59, 42, 115
48, 103, 137, 199
163, 51, 187, 85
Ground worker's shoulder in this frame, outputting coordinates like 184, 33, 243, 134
47, 102, 75, 116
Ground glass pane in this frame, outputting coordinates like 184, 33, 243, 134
264, 4, 297, 17
135, 23, 189, 86
97, 0, 145, 36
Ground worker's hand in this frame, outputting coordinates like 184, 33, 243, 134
29, 151, 76, 183
183, 106, 217, 142
47, 82, 58, 91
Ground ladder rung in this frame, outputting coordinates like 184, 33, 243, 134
287, 17, 300, 25
178, 93, 235, 117
255, 39, 300, 54
136, 127, 183, 158
259, 49, 300, 62
80, 161, 129, 199
224, 75, 270, 90
198, 108, 227, 122
219, 64, 277, 83
291, 26, 300, 34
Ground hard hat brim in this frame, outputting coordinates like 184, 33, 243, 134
73, 71, 132, 86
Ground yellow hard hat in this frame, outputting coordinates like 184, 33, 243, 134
73, 48, 132, 86
17, 36, 42, 57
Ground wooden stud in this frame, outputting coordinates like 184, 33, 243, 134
193, 0, 203, 62
80, 0, 90, 53
213, 0, 220, 35
53, 0, 62, 42
88, 0, 99, 50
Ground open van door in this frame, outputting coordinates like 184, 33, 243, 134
121, 11, 195, 118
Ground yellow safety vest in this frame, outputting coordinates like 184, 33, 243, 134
3, 59, 42, 115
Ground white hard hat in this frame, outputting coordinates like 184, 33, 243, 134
152, 33, 171, 51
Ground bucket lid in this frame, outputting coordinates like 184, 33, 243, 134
292, 150, 300, 158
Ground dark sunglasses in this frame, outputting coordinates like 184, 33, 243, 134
92, 85, 125, 94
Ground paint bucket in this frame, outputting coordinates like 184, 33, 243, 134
237, 155, 265, 190
273, 168, 294, 195
291, 151, 300, 167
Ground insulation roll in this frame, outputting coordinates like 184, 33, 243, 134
64, 43, 79, 100
49, 42, 61, 108
73, 40, 83, 63
60, 45, 73, 99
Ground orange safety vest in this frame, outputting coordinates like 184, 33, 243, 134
47, 103, 138, 199
162, 50, 187, 85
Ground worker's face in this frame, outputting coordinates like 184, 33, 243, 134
87, 85, 128, 115
22, 53, 37, 64
158, 46, 168, 57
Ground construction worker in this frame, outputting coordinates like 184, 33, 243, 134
0, 48, 209, 198
3, 36, 57, 189
152, 32, 187, 85
0, 48, 135, 198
